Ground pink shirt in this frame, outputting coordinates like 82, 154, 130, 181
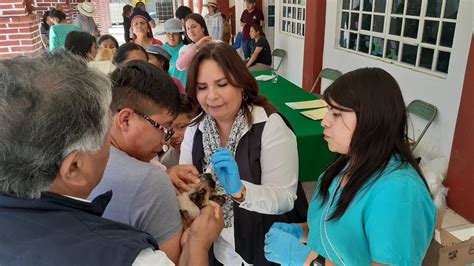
176, 44, 197, 71
172, 77, 185, 94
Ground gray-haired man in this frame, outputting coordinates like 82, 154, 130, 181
0, 50, 223, 265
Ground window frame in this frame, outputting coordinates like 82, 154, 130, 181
280, 0, 306, 39
336, 0, 459, 77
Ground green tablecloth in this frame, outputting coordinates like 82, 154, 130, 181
254, 71, 335, 182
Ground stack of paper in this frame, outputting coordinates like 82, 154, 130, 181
254, 75, 273, 81
300, 108, 329, 121
285, 99, 327, 110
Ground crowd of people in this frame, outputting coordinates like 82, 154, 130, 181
1, 0, 437, 265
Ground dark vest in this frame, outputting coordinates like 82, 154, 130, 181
0, 191, 158, 266
192, 112, 308, 265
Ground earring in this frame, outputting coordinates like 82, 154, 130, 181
242, 94, 249, 102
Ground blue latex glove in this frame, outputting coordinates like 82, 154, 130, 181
271, 222, 304, 240
264, 227, 311, 266
210, 147, 243, 195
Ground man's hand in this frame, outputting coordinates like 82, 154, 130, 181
188, 201, 223, 248
179, 202, 224, 265
167, 165, 200, 192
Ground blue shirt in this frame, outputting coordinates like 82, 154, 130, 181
163, 41, 187, 86
307, 156, 436, 265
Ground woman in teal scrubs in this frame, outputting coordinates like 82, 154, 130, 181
264, 68, 436, 266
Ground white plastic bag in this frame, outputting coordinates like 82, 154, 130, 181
420, 157, 449, 208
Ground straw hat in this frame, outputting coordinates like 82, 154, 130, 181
77, 2, 96, 17
204, 0, 218, 8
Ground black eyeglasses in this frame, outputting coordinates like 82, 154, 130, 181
133, 110, 175, 142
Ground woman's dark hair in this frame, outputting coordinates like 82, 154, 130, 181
122, 4, 133, 18
318, 67, 429, 220
64, 31, 96, 59
41, 11, 51, 31
178, 94, 197, 117
98, 34, 119, 49
184, 13, 209, 43
251, 24, 266, 38
135, 1, 145, 9
148, 53, 170, 72
186, 42, 275, 125
50, 9, 66, 22
113, 43, 148, 65
175, 5, 192, 20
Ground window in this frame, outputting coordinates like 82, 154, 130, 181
338, 0, 459, 75
281, 0, 306, 38
268, 4, 275, 27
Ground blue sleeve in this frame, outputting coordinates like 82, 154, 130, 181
364, 177, 436, 266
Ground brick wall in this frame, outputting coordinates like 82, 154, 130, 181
0, 0, 113, 58
35, 0, 72, 23
90, 0, 111, 34
0, 0, 42, 59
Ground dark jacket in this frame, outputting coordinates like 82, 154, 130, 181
192, 112, 308, 265
0, 191, 158, 266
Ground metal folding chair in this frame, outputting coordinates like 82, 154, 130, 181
407, 99, 438, 149
310, 68, 343, 93
271, 49, 287, 71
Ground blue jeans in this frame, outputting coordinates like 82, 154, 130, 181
242, 39, 254, 59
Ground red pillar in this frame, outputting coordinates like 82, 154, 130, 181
302, 0, 326, 92
197, 0, 203, 14
90, 0, 111, 34
216, 0, 231, 34
445, 34, 474, 222
0, 0, 42, 58
187, 0, 193, 12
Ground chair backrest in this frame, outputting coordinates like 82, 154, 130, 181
272, 48, 287, 71
309, 68, 343, 93
407, 99, 438, 149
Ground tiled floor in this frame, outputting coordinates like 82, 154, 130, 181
442, 208, 472, 228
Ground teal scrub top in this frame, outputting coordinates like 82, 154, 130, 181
307, 156, 436, 266
49, 24, 82, 52
163, 41, 187, 87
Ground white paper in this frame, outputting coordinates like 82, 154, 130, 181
285, 99, 328, 110
300, 107, 328, 121
254, 75, 273, 81
448, 226, 474, 242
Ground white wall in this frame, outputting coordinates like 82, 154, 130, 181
234, 0, 303, 86
322, 0, 473, 160
234, 0, 275, 49
272, 1, 305, 86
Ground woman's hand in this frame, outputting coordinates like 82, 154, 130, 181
210, 147, 243, 195
270, 222, 304, 240
264, 227, 312, 265
194, 36, 212, 49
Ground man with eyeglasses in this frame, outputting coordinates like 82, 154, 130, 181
89, 60, 199, 264
0, 51, 222, 265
